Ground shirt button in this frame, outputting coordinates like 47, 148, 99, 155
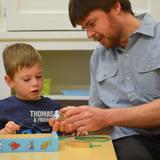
128, 93, 132, 98
126, 76, 131, 80
125, 54, 129, 57
147, 65, 152, 69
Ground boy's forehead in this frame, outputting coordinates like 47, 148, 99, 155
16, 64, 43, 73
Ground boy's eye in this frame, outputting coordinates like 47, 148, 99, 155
36, 75, 42, 79
23, 79, 30, 82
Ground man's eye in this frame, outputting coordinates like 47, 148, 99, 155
89, 20, 96, 27
89, 22, 95, 26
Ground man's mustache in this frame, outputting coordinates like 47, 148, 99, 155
93, 35, 103, 41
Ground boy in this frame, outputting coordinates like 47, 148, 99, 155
0, 43, 61, 134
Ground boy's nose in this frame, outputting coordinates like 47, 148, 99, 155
32, 79, 39, 86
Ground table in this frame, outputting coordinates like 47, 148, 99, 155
0, 135, 117, 160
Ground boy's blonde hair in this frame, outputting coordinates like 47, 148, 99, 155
3, 43, 42, 79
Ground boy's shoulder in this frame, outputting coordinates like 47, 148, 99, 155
40, 96, 61, 108
40, 96, 56, 103
0, 96, 18, 112
0, 96, 17, 104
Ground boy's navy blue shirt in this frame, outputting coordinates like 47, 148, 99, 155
0, 96, 61, 134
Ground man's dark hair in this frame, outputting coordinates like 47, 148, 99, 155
69, 0, 134, 27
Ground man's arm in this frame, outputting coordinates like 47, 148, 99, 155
61, 99, 160, 132
107, 99, 160, 128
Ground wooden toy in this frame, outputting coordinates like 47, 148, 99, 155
0, 132, 59, 152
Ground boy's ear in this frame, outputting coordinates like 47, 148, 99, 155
4, 75, 14, 88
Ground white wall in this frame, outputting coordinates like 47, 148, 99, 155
131, 0, 160, 21
150, 0, 160, 21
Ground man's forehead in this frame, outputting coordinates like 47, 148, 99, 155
79, 10, 98, 27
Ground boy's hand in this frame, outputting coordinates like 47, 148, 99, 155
49, 110, 64, 132
49, 118, 73, 133
49, 109, 72, 133
0, 121, 20, 134
49, 118, 88, 136
49, 109, 88, 135
49, 118, 61, 131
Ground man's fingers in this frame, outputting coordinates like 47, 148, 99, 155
60, 106, 76, 114
62, 106, 89, 119
75, 130, 88, 136
65, 123, 73, 133
77, 126, 88, 133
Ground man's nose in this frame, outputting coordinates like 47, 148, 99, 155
86, 29, 95, 40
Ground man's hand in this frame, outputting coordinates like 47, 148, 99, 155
61, 105, 108, 133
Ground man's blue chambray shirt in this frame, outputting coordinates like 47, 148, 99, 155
89, 13, 160, 140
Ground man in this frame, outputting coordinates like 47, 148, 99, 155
50, 0, 160, 159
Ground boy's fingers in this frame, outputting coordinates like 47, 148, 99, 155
4, 121, 20, 133
6, 121, 20, 130
52, 121, 60, 131
49, 118, 55, 127
59, 121, 65, 132
49, 118, 59, 131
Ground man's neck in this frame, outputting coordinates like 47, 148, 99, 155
119, 14, 141, 48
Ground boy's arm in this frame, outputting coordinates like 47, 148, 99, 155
0, 121, 20, 134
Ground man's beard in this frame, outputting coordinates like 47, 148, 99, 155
94, 33, 121, 48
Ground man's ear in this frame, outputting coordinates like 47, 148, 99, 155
4, 75, 14, 88
112, 1, 121, 15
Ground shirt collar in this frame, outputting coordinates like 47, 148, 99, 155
114, 13, 156, 52
135, 13, 156, 37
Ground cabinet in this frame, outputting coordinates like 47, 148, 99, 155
3, 0, 160, 31
5, 0, 82, 31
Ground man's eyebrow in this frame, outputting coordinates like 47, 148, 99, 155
82, 19, 92, 30
81, 26, 85, 30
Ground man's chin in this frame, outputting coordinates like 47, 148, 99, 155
100, 42, 112, 48
99, 40, 117, 48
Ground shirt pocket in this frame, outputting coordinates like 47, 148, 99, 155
96, 63, 119, 102
138, 53, 160, 96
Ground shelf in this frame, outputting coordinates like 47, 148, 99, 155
47, 95, 89, 101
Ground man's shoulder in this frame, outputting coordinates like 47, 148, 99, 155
141, 13, 160, 36
91, 44, 111, 62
